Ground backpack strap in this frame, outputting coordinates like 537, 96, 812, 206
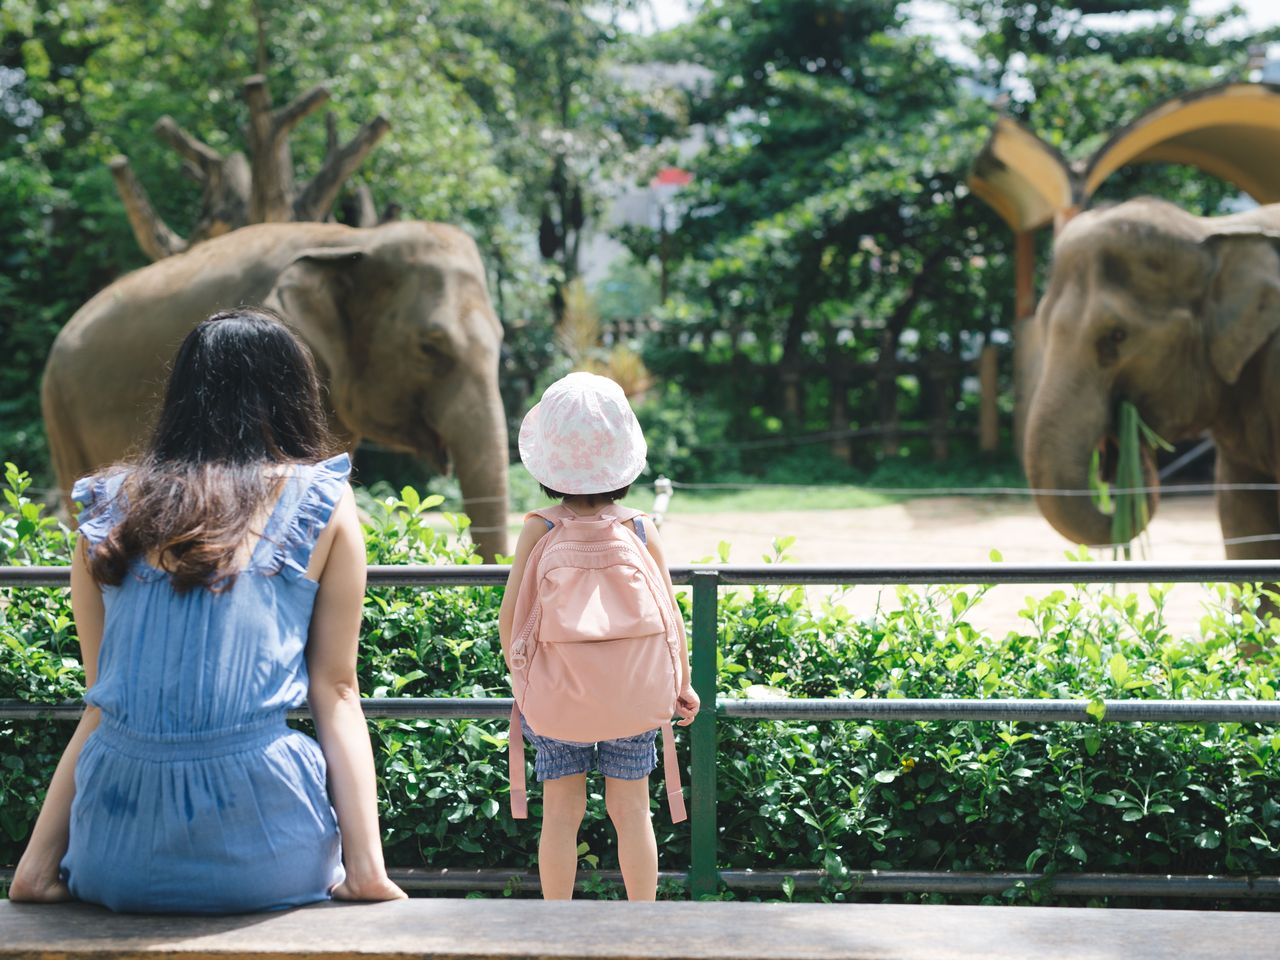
600, 503, 648, 545
509, 703, 528, 819
661, 721, 687, 823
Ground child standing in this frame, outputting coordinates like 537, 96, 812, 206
10, 308, 404, 912
499, 372, 699, 901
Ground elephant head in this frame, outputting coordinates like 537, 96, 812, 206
264, 221, 509, 560
1024, 197, 1280, 547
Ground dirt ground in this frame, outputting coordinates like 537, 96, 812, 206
650, 494, 1232, 637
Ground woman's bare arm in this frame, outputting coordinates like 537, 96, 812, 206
10, 539, 104, 902
305, 487, 405, 902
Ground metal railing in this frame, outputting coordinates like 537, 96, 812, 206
4, 560, 1280, 900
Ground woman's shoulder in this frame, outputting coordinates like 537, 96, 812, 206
270, 453, 353, 576
307, 452, 352, 485
72, 468, 133, 545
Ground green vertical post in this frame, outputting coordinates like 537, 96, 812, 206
688, 570, 720, 899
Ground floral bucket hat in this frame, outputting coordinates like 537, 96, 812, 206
518, 372, 648, 494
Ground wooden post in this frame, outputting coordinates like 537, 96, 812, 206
926, 352, 950, 463
1011, 229, 1037, 458
876, 329, 899, 458
979, 343, 999, 453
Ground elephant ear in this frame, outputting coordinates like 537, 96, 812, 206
265, 246, 368, 381
1203, 228, 1280, 385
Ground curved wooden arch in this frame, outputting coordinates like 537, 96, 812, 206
1082, 82, 1280, 203
968, 83, 1280, 233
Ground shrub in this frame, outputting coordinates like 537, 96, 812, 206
2, 462, 1280, 903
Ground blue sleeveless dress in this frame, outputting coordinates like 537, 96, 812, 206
60, 455, 351, 914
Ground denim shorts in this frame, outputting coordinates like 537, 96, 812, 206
520, 716, 657, 781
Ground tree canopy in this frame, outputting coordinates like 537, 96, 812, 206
2, 0, 1277, 484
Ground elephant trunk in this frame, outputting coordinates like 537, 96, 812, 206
443, 382, 510, 562
1024, 370, 1156, 549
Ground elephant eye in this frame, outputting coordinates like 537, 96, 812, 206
1109, 328, 1126, 343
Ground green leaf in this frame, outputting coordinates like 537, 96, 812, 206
1194, 830, 1222, 850
1107, 653, 1129, 686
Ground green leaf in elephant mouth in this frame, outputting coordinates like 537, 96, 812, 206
1089, 401, 1174, 559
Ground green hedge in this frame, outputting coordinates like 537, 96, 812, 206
3, 462, 1280, 903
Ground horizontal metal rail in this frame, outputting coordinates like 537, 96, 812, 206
3, 697, 1280, 724
5, 560, 1280, 588
5, 559, 1279, 901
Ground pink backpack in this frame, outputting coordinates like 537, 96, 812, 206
506, 503, 688, 822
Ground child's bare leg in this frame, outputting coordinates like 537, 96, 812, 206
538, 773, 587, 899
605, 775, 657, 900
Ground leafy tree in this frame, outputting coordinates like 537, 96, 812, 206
621, 0, 1012, 463
617, 0, 1273, 472
0, 1, 661, 483
952, 0, 1255, 83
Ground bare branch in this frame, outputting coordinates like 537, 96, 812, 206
108, 156, 187, 261
325, 111, 339, 157
293, 115, 391, 221
272, 84, 330, 139
187, 151, 253, 246
243, 74, 293, 222
353, 181, 378, 228
153, 116, 222, 183
252, 0, 268, 74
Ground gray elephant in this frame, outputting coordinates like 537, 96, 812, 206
42, 220, 509, 560
1025, 196, 1280, 560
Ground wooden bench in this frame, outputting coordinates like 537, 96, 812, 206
3, 898, 1280, 960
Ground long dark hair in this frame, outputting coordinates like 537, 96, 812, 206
87, 307, 335, 592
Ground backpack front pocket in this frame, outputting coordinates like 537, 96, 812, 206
539, 563, 666, 643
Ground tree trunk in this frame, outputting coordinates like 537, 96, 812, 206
979, 343, 999, 453
925, 350, 950, 463
110, 75, 393, 260
826, 320, 852, 464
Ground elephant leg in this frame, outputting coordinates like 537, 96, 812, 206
1216, 455, 1280, 561
1215, 454, 1280, 651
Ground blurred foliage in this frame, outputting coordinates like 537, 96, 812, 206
612, 0, 1276, 480
5, 465, 1280, 903
0, 0, 662, 485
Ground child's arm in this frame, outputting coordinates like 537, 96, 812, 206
305, 487, 405, 902
498, 517, 553, 658
642, 522, 700, 727
9, 538, 104, 902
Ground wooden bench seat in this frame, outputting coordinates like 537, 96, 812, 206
3, 898, 1280, 960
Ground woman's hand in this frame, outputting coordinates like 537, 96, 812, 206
331, 873, 408, 902
675, 685, 701, 727
9, 862, 72, 903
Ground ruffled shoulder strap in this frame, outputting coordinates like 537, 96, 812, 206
268, 453, 353, 576
71, 471, 130, 546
